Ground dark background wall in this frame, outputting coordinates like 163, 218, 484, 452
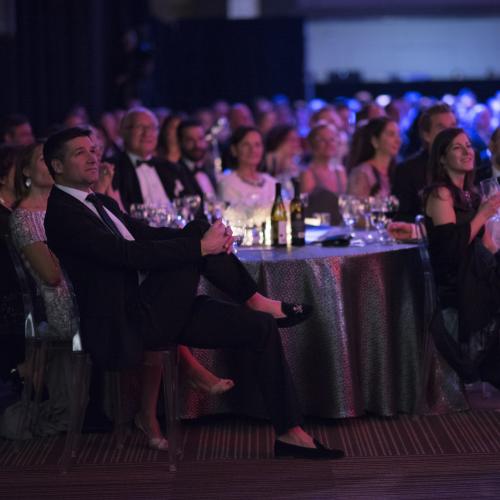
1, 0, 499, 134
0, 0, 303, 133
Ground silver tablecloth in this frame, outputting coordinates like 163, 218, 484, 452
181, 242, 468, 420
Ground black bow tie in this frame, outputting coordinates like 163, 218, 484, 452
191, 165, 206, 175
135, 159, 155, 168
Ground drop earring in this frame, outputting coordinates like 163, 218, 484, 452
25, 177, 32, 188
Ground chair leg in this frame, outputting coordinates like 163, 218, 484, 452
30, 340, 49, 435
13, 339, 41, 450
109, 371, 127, 449
162, 348, 179, 472
60, 352, 92, 474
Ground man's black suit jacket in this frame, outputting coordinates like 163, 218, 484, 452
44, 187, 203, 369
176, 159, 217, 198
392, 149, 429, 222
110, 152, 181, 213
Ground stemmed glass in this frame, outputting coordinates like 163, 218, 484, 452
480, 177, 500, 243
369, 196, 400, 243
338, 194, 359, 237
222, 217, 245, 254
480, 178, 500, 200
183, 195, 202, 222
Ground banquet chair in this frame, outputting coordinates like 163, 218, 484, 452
2, 234, 48, 447
59, 273, 180, 474
414, 215, 437, 413
413, 216, 480, 412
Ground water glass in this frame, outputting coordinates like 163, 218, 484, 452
480, 178, 500, 200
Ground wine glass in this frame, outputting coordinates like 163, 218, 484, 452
222, 217, 245, 254
480, 178, 500, 201
357, 197, 375, 243
480, 178, 500, 241
338, 194, 359, 237
370, 196, 399, 244
183, 195, 202, 222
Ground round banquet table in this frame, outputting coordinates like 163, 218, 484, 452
181, 237, 469, 420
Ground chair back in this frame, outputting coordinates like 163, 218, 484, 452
415, 215, 437, 324
2, 235, 37, 340
305, 188, 342, 225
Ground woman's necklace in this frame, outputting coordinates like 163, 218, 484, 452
463, 189, 473, 208
237, 171, 265, 188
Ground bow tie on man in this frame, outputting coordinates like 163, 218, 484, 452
135, 159, 156, 168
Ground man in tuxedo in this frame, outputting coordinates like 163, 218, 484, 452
43, 127, 342, 459
176, 119, 218, 199
392, 103, 456, 222
110, 106, 183, 212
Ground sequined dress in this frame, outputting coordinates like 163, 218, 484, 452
9, 208, 73, 339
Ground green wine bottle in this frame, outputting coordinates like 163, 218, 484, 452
290, 178, 305, 246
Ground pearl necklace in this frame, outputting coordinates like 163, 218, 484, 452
236, 172, 265, 188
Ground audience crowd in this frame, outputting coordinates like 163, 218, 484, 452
2, 86, 500, 455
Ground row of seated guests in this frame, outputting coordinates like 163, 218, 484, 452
0, 129, 345, 459
0, 142, 241, 443
3, 102, 500, 231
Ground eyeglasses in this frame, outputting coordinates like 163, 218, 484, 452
127, 124, 159, 133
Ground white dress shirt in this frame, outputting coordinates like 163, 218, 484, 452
56, 184, 147, 283
127, 152, 171, 206
183, 157, 216, 198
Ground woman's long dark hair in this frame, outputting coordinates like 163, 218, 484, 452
346, 116, 395, 169
422, 127, 479, 210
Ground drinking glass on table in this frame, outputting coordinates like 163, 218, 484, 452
338, 194, 359, 237
369, 196, 399, 243
222, 217, 245, 254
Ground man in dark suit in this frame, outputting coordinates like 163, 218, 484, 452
392, 103, 456, 222
43, 127, 342, 459
176, 119, 218, 199
110, 107, 183, 212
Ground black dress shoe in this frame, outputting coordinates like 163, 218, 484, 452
276, 303, 313, 328
274, 439, 345, 459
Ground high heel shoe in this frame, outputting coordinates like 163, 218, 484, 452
134, 414, 169, 451
188, 377, 235, 395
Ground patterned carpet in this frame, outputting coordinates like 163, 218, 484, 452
1, 408, 500, 499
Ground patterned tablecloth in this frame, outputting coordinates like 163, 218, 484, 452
182, 240, 469, 420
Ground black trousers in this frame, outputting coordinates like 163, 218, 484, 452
139, 222, 303, 435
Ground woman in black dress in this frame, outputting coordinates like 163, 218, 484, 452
423, 127, 500, 386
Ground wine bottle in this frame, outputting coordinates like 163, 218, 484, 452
290, 178, 305, 246
271, 182, 287, 247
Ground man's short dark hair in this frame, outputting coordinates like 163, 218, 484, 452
418, 103, 454, 137
0, 114, 30, 141
43, 126, 91, 179
176, 118, 204, 144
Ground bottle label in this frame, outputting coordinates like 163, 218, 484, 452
292, 220, 305, 236
272, 220, 287, 246
277, 221, 287, 244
